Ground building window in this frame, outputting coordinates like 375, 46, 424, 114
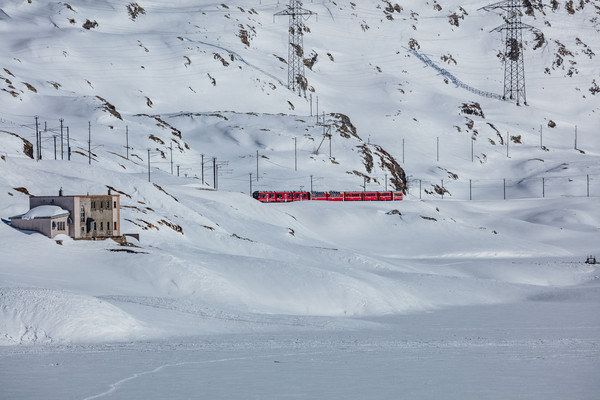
91, 201, 96, 210
100, 201, 103, 209
52, 221, 57, 230
106, 200, 110, 209
93, 222, 97, 231
100, 222, 103, 231
114, 222, 117, 230
113, 201, 117, 208
80, 207, 85, 222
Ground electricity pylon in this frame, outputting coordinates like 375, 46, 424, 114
481, 0, 534, 105
275, 0, 316, 96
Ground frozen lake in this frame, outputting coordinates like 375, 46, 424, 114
2, 291, 599, 400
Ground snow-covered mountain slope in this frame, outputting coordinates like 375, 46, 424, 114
0, 0, 599, 345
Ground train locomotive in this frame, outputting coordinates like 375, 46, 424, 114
252, 190, 403, 203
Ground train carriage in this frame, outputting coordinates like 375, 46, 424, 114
363, 192, 378, 201
327, 191, 344, 201
343, 192, 362, 201
253, 190, 403, 203
310, 191, 328, 201
378, 192, 393, 201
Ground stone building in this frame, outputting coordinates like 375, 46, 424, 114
10, 189, 120, 239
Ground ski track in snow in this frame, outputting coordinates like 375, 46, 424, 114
81, 351, 327, 400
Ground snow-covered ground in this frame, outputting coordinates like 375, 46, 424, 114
2, 295, 600, 399
1, 0, 599, 398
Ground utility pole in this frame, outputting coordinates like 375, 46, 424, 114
53, 135, 57, 160
256, 150, 259, 181
60, 118, 64, 160
67, 127, 71, 160
250, 173, 253, 195
294, 137, 297, 171
34, 116, 40, 161
201, 154, 205, 185
126, 126, 129, 159
587, 175, 590, 197
170, 143, 173, 174
147, 148, 151, 182
314, 125, 331, 156
574, 125, 578, 150
42, 120, 46, 160
329, 128, 332, 158
274, 0, 316, 95
88, 121, 91, 165
470, 179, 472, 200
402, 138, 405, 164
441, 180, 444, 199
480, 0, 535, 105
310, 175, 313, 192
213, 157, 217, 189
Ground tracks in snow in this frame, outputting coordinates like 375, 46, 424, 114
406, 47, 504, 101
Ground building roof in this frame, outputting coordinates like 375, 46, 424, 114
31, 194, 119, 199
11, 205, 70, 220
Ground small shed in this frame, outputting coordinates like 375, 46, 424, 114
10, 205, 70, 239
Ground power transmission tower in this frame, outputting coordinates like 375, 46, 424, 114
481, 0, 534, 105
275, 1, 316, 96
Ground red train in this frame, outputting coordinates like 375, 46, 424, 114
253, 191, 403, 203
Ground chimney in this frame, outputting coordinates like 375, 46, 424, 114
59, 187, 63, 196
108, 188, 112, 195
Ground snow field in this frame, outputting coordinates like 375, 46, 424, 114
0, 2, 599, 398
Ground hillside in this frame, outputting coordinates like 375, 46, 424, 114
1, 1, 599, 399
0, 0, 598, 338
